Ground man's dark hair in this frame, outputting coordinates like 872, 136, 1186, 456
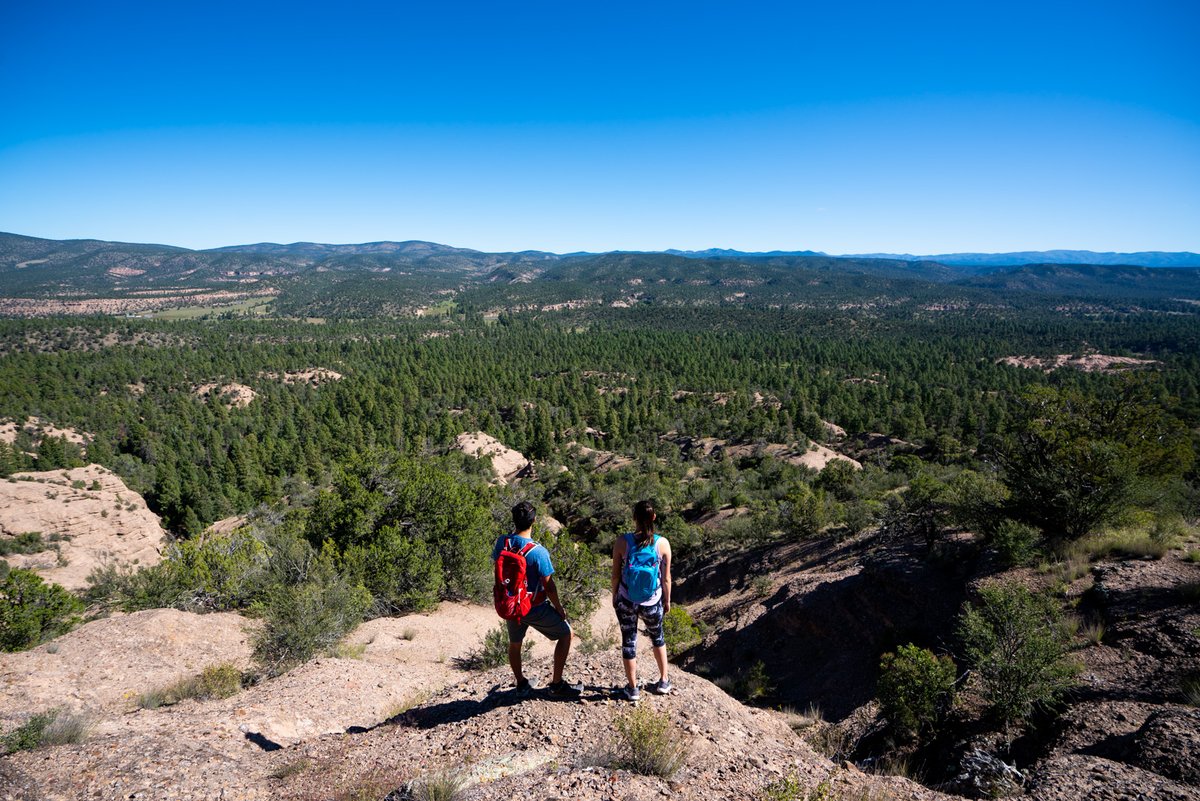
512, 501, 537, 532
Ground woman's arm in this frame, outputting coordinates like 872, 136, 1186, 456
659, 538, 672, 615
611, 537, 625, 603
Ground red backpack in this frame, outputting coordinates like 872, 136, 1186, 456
493, 538, 541, 621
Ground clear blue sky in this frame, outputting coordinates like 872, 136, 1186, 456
1, 1, 1197, 253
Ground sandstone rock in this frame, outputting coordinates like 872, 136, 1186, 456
453, 432, 533, 484
0, 464, 167, 590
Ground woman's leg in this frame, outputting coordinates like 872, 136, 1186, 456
615, 595, 640, 686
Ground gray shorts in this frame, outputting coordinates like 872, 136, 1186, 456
506, 602, 572, 643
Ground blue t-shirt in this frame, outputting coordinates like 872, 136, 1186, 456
493, 534, 554, 602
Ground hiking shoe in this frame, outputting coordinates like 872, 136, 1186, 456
547, 679, 583, 698
621, 683, 641, 702
514, 678, 533, 697
648, 679, 673, 695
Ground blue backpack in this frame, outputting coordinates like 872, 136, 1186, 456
622, 533, 661, 603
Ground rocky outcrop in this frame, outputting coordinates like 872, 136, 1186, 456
453, 431, 533, 484
0, 609, 255, 721
0, 464, 167, 590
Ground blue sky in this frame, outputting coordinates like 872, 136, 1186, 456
1, 1, 1197, 253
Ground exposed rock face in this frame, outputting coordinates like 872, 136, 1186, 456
1024, 754, 1199, 801
1130, 708, 1200, 786
194, 382, 257, 408
0, 609, 255, 721
0, 464, 167, 590
997, 353, 1159, 373
675, 437, 861, 472
0, 416, 91, 451
259, 368, 343, 386
453, 431, 533, 484
567, 442, 635, 472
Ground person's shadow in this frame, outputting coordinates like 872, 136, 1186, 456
379, 682, 615, 731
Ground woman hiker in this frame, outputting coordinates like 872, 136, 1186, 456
611, 499, 673, 701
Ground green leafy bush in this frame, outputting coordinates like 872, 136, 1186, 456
307, 452, 496, 609
782, 485, 826, 539
0, 568, 84, 651
0, 532, 47, 557
662, 605, 703, 654
991, 519, 1042, 567
88, 528, 270, 613
455, 625, 530, 670
957, 582, 1079, 725
996, 382, 1193, 543
608, 705, 690, 777
947, 469, 1010, 537
253, 564, 371, 677
877, 643, 956, 736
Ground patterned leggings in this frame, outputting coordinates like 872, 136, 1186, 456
614, 595, 665, 659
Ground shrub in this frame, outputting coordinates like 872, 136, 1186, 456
662, 605, 703, 655
1182, 673, 1200, 707
408, 768, 469, 801
88, 528, 271, 613
608, 705, 689, 777
454, 625, 530, 670
253, 568, 371, 677
538, 523, 605, 639
877, 643, 956, 736
0, 532, 47, 557
996, 382, 1193, 543
0, 568, 84, 651
947, 469, 1010, 537
991, 520, 1042, 567
139, 663, 244, 709
957, 582, 1079, 725
782, 485, 826, 539
307, 452, 496, 604
1070, 528, 1168, 561
3, 709, 91, 753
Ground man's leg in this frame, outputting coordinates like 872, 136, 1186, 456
552, 632, 571, 684
506, 619, 527, 684
508, 641, 525, 683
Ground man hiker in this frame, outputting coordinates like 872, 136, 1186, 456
492, 501, 583, 697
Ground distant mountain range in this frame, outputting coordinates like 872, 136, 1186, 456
2, 232, 1199, 311
839, 249, 1200, 268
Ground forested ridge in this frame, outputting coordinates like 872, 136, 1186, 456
2, 302, 1197, 537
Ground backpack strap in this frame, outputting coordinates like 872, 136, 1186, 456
518, 541, 537, 557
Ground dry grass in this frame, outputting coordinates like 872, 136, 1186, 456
138, 663, 243, 709
407, 767, 469, 801
607, 705, 690, 778
1070, 529, 1169, 562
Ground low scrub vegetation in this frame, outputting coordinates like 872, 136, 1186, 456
958, 581, 1079, 726
876, 643, 956, 737
2, 708, 91, 754
454, 625, 530, 671
662, 605, 703, 654
138, 663, 244, 709
407, 767, 469, 801
0, 567, 83, 651
607, 704, 690, 778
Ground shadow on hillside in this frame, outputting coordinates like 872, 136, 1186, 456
682, 535, 979, 720
388, 684, 614, 730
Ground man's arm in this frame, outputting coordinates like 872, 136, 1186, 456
543, 575, 567, 620
659, 539, 672, 615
